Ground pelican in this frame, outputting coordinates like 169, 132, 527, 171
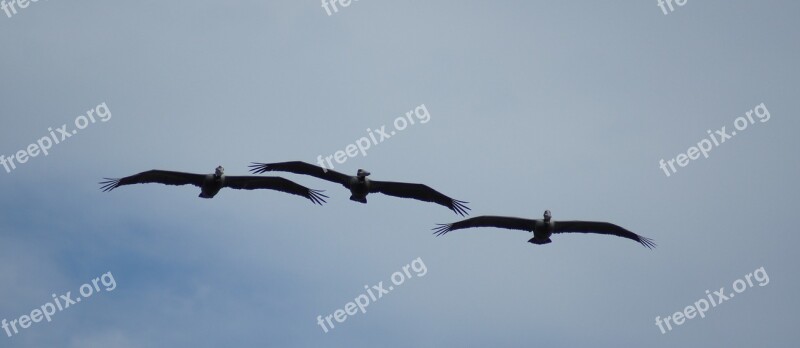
434, 210, 655, 248
100, 166, 327, 204
249, 161, 469, 216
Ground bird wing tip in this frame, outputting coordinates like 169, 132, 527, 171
432, 224, 453, 236
640, 237, 656, 249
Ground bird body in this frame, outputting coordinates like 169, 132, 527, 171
435, 210, 655, 249
199, 166, 225, 198
347, 171, 371, 203
530, 218, 554, 245
249, 161, 469, 215
100, 166, 327, 204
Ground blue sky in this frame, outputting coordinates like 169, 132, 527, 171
1, 1, 798, 347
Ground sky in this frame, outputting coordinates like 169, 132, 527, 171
1, 1, 798, 347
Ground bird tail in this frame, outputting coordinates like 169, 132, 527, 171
350, 195, 367, 204
528, 237, 552, 245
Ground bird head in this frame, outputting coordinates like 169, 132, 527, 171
543, 210, 552, 222
214, 166, 224, 177
356, 169, 371, 179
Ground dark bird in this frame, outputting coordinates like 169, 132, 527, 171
249, 161, 469, 216
100, 166, 327, 205
434, 210, 655, 248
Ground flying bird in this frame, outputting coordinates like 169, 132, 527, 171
249, 161, 469, 216
100, 166, 327, 204
434, 210, 655, 248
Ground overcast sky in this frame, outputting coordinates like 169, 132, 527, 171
1, 1, 798, 347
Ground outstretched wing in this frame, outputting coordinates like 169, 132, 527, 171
100, 170, 205, 192
369, 180, 470, 216
249, 161, 351, 186
224, 176, 328, 205
433, 216, 534, 236
554, 221, 656, 249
